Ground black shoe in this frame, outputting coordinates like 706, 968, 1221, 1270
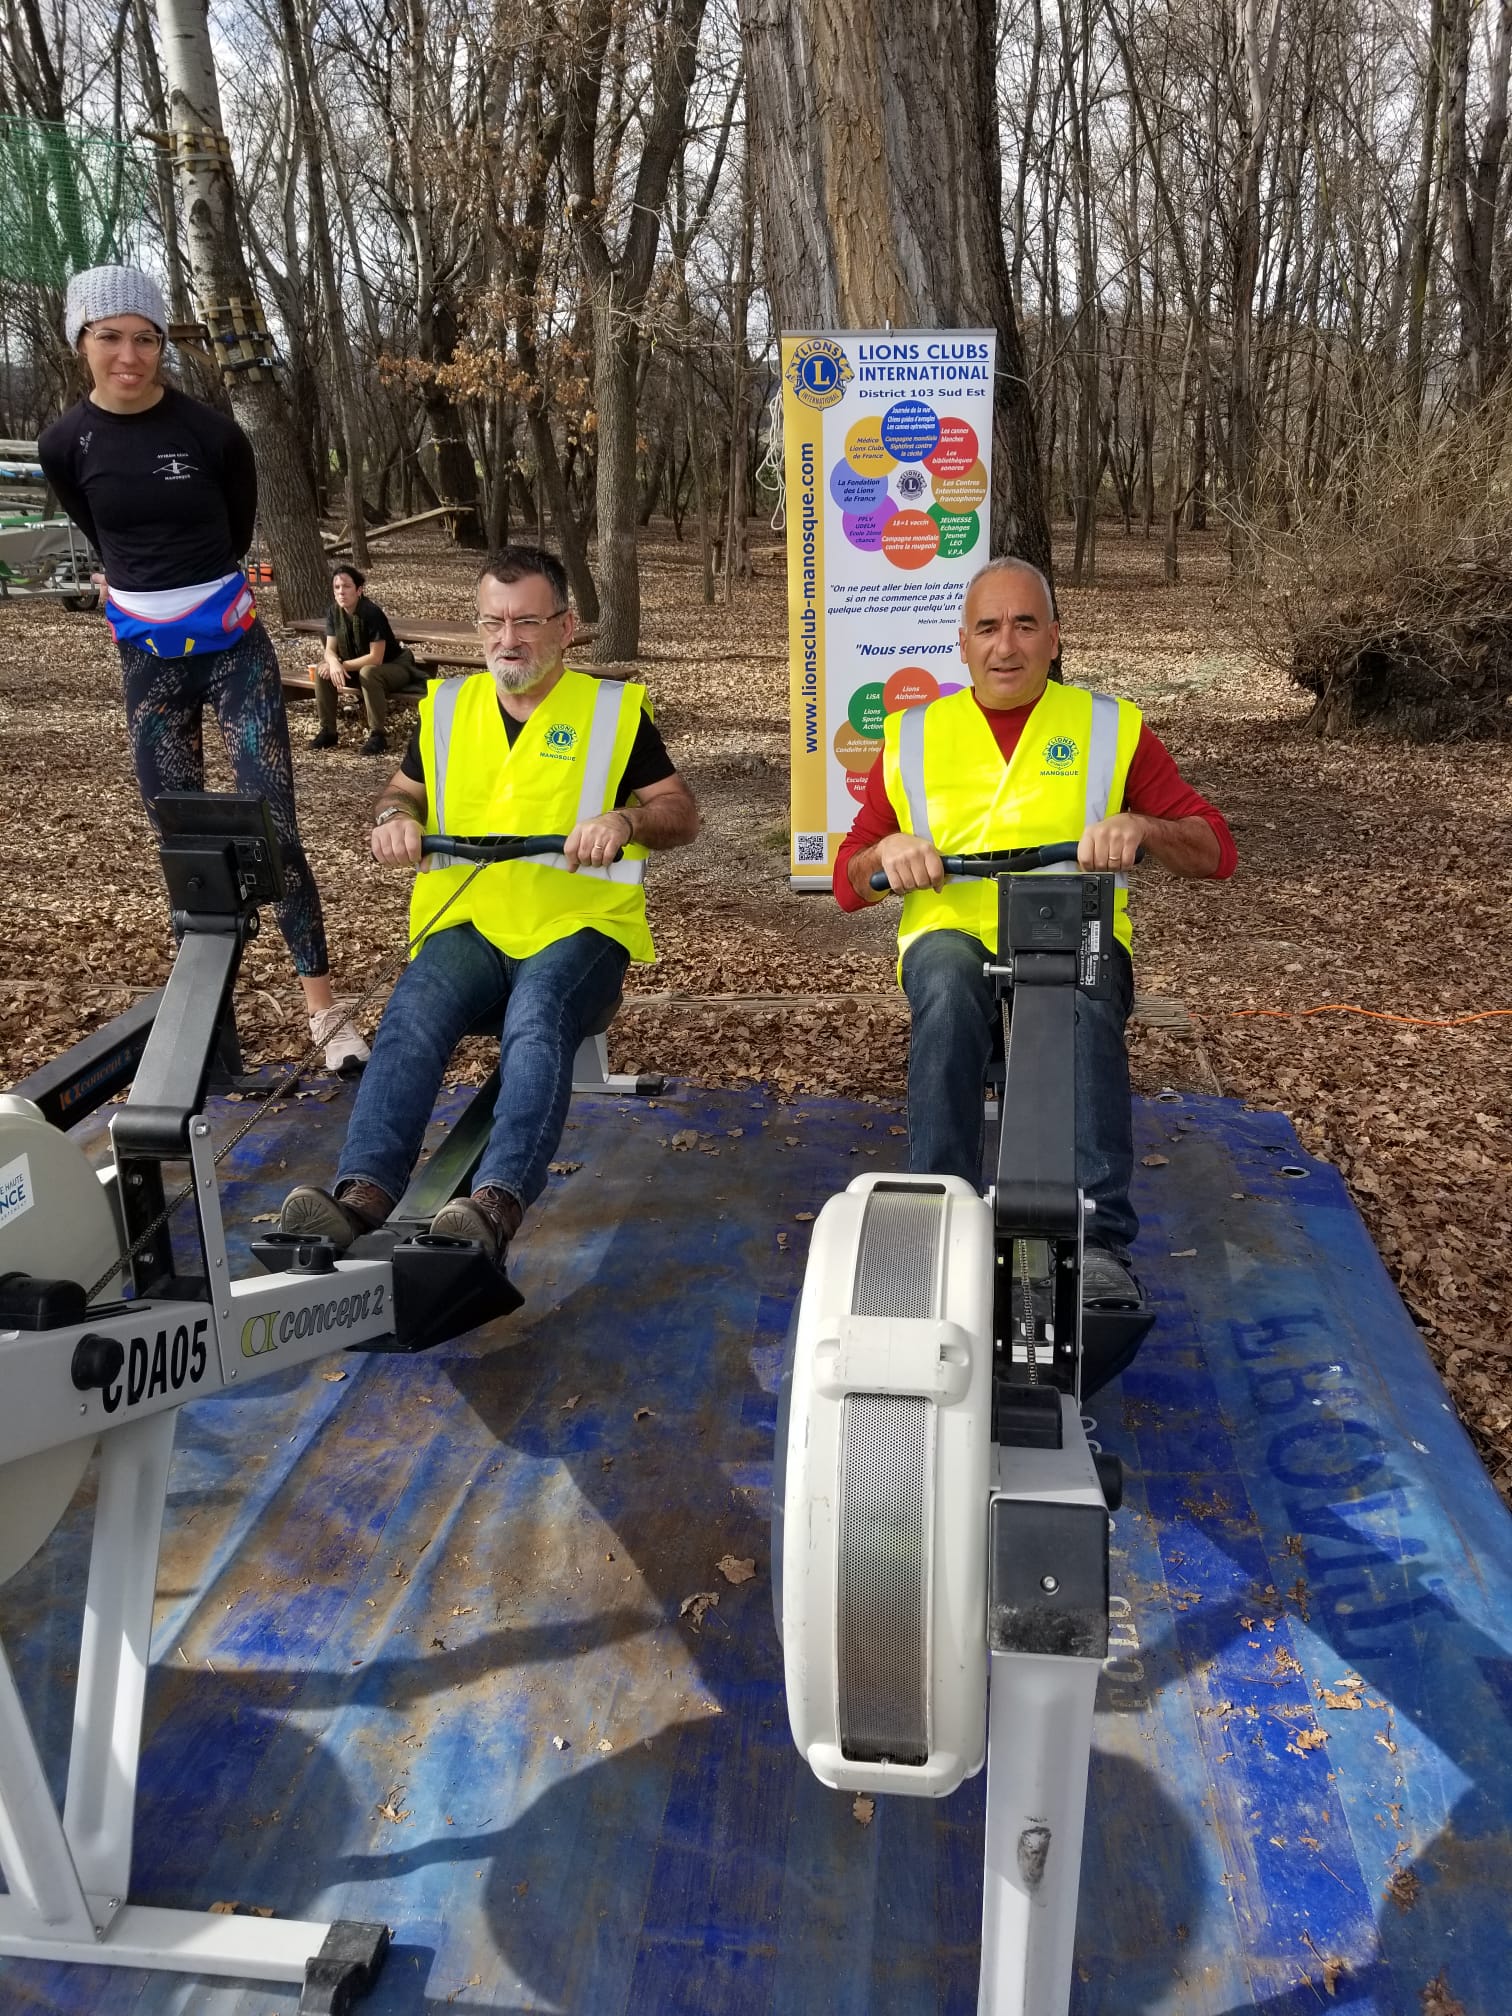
360, 730, 387, 756
309, 729, 338, 750
1081, 1248, 1140, 1308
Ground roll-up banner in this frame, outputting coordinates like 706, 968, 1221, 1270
781, 328, 996, 886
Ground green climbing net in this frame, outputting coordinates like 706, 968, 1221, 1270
0, 115, 155, 289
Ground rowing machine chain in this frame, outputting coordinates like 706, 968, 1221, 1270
82, 860, 490, 1302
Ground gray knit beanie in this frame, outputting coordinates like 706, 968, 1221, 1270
64, 265, 169, 349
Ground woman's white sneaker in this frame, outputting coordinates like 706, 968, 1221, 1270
309, 1004, 371, 1075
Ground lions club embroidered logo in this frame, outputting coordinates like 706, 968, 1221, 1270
1042, 735, 1079, 773
543, 722, 578, 758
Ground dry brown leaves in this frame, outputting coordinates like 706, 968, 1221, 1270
3, 522, 1507, 1499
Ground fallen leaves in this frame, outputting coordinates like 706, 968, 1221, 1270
1387, 1867, 1422, 1911
716, 1555, 757, 1584
1285, 1727, 1329, 1756
1421, 1971, 1467, 2015
376, 1788, 411, 1824
852, 1795, 875, 1826
679, 1590, 719, 1629
1140, 1153, 1170, 1168
547, 1159, 582, 1175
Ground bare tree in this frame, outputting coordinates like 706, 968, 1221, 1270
562, 0, 710, 660
740, 0, 1053, 577
155, 0, 330, 615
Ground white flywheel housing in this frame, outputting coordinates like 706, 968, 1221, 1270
781, 1172, 994, 1798
0, 1095, 122, 1582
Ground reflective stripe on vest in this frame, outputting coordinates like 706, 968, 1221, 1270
428, 674, 645, 886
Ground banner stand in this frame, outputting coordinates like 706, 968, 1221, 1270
781, 328, 996, 889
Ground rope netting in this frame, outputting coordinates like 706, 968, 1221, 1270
0, 116, 154, 288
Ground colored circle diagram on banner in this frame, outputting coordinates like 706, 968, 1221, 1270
924, 415, 979, 477
829, 460, 889, 513
845, 415, 896, 478
880, 400, 941, 462
883, 666, 939, 711
833, 404, 982, 564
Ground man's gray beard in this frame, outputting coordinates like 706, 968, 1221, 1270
491, 658, 544, 692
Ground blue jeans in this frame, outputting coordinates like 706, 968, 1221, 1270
337, 923, 628, 1209
900, 929, 1138, 1256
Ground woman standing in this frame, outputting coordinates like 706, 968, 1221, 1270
38, 264, 368, 1073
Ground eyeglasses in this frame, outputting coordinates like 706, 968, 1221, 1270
84, 326, 164, 351
477, 608, 568, 637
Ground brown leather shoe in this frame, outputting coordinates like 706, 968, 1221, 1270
279, 1179, 393, 1251
429, 1185, 523, 1264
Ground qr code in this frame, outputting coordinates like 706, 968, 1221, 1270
794, 831, 828, 864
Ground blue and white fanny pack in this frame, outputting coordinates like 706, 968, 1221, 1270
105, 571, 256, 658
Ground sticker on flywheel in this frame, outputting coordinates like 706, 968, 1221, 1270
0, 1153, 33, 1232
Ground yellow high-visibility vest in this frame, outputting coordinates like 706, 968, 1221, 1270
410, 667, 654, 963
880, 682, 1142, 969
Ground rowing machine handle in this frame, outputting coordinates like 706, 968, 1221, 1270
867, 841, 1144, 893
422, 833, 625, 863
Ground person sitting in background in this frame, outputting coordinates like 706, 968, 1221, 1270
309, 564, 421, 756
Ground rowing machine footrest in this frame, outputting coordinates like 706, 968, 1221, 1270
1080, 1300, 1157, 1398
366, 1231, 523, 1352
250, 1231, 338, 1276
299, 1918, 390, 2014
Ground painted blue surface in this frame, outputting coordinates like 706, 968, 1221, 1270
0, 1083, 1508, 2014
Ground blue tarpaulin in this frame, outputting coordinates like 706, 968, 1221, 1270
0, 1082, 1508, 2013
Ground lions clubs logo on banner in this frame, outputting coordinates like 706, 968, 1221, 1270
786, 338, 854, 412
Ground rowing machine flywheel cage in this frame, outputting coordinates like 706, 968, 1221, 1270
780, 1172, 993, 1799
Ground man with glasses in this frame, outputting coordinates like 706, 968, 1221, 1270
280, 545, 700, 1270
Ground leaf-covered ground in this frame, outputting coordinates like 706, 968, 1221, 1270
2, 522, 1507, 1498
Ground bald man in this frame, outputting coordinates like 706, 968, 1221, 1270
834, 557, 1236, 1359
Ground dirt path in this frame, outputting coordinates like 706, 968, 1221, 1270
2, 522, 1507, 1496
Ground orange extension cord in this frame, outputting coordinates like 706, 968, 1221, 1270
1219, 1005, 1512, 1029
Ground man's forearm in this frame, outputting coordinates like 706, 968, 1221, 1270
621, 792, 698, 851
375, 779, 426, 822
1137, 813, 1221, 878
846, 842, 889, 903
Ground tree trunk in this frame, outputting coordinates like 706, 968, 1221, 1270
564, 0, 709, 661
272, 0, 367, 567
740, 0, 1052, 579
589, 295, 641, 659
155, 0, 329, 618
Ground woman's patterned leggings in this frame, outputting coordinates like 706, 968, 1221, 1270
119, 617, 329, 976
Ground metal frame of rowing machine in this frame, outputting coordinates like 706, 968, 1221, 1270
0, 794, 521, 2009
976, 861, 1128, 2016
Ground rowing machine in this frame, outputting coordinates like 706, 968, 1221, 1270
0, 793, 522, 2009
778, 843, 1150, 2016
